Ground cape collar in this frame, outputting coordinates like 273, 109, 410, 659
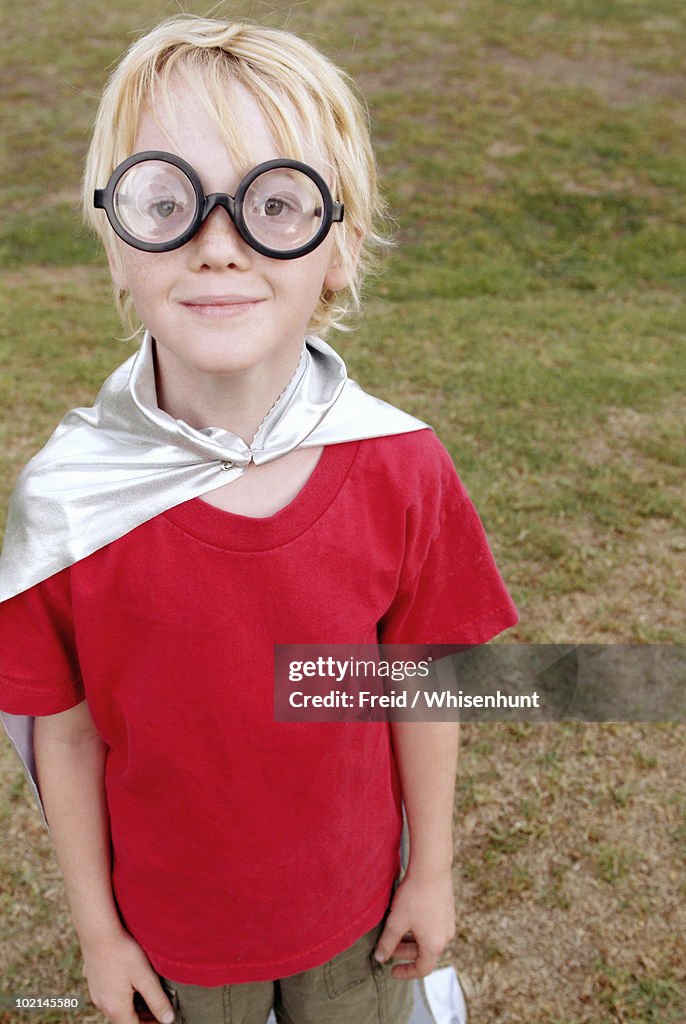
115, 331, 347, 467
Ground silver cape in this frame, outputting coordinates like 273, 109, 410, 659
1, 332, 428, 810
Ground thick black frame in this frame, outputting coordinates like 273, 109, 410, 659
93, 151, 345, 259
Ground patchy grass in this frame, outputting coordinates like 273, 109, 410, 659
452, 722, 686, 1023
1, 1, 685, 1022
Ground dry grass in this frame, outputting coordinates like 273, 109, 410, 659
450, 722, 686, 1023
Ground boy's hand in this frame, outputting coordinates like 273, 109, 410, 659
373, 870, 455, 979
81, 924, 175, 1024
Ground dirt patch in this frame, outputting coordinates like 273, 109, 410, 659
519, 510, 685, 644
543, 514, 685, 642
484, 47, 686, 107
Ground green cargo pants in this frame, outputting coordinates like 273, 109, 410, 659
161, 917, 414, 1024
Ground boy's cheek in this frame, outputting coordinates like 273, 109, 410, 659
107, 239, 153, 294
106, 245, 128, 292
324, 228, 363, 292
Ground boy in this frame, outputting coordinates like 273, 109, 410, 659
0, 16, 517, 1024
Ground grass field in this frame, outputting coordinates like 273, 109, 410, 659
1, 1, 685, 1022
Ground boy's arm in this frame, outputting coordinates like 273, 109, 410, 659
34, 703, 174, 1024
374, 720, 459, 979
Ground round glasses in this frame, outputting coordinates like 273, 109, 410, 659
94, 151, 345, 259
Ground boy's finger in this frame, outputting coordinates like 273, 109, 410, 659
133, 984, 175, 1024
374, 919, 408, 962
390, 940, 419, 961
391, 950, 439, 980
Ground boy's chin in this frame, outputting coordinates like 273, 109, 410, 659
152, 332, 303, 381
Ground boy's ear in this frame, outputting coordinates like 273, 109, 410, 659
324, 229, 363, 292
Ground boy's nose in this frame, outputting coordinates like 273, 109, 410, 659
189, 206, 252, 270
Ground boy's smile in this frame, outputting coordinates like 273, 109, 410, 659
108, 77, 348, 435
179, 294, 268, 318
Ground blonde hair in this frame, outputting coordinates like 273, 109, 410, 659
83, 15, 390, 336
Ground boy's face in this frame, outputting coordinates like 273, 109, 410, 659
108, 77, 348, 394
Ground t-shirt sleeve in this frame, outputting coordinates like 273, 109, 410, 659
378, 440, 518, 648
0, 568, 84, 715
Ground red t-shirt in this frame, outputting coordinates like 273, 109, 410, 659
0, 431, 517, 984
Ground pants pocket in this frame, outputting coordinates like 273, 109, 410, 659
323, 921, 383, 1000
161, 977, 227, 1024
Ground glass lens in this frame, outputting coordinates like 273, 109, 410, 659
113, 161, 197, 244
243, 168, 325, 252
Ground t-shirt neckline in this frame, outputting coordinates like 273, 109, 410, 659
162, 440, 359, 552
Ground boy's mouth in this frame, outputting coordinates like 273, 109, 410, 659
180, 295, 267, 317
